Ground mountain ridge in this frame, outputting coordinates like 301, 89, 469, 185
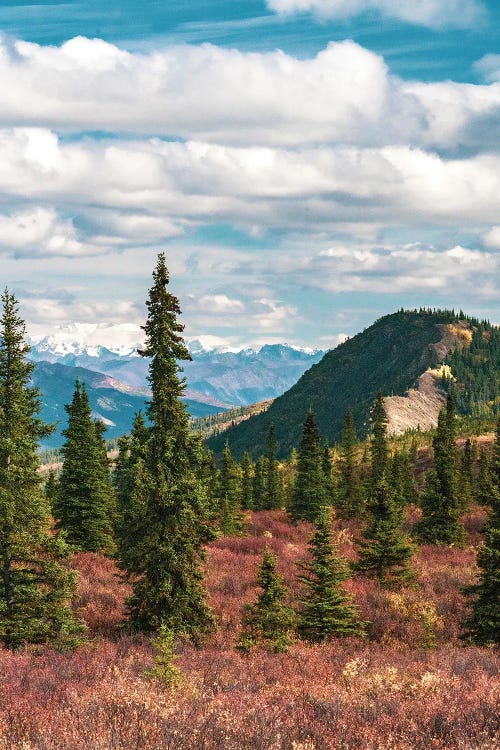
207, 309, 500, 459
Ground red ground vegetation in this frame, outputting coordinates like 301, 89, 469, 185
0, 510, 498, 750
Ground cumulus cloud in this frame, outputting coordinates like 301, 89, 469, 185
475, 54, 500, 83
483, 226, 500, 249
0, 130, 498, 244
306, 242, 498, 294
0, 38, 498, 151
197, 294, 246, 313
266, 0, 486, 29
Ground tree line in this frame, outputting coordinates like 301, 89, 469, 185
0, 257, 498, 654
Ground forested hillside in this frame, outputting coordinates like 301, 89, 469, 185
208, 309, 472, 459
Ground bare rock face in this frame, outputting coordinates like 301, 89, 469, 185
384, 369, 447, 436
384, 319, 472, 435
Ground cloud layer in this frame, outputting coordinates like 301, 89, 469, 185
266, 0, 487, 29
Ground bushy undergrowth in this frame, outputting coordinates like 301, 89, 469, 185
0, 509, 498, 750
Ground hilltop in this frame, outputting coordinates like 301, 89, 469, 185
207, 309, 500, 458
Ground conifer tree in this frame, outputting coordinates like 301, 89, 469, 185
240, 452, 254, 510
114, 411, 151, 571
44, 469, 59, 510
252, 455, 267, 510
289, 411, 326, 522
416, 397, 465, 546
356, 395, 415, 586
126, 254, 215, 640
297, 507, 364, 642
463, 419, 500, 645
56, 381, 116, 554
459, 438, 474, 513
322, 443, 336, 506
237, 545, 295, 652
475, 447, 494, 506
218, 441, 244, 536
265, 426, 282, 509
337, 410, 364, 517
0, 291, 84, 649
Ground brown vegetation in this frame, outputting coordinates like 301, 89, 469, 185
0, 508, 498, 750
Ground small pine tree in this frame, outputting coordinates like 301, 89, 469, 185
416, 397, 465, 546
289, 411, 326, 522
322, 443, 336, 506
459, 438, 474, 513
56, 380, 116, 554
44, 469, 59, 510
356, 476, 416, 587
298, 507, 365, 642
218, 441, 244, 536
337, 410, 364, 517
147, 624, 182, 686
252, 455, 267, 510
463, 419, 500, 645
240, 452, 254, 510
265, 426, 282, 509
356, 395, 415, 587
0, 290, 84, 649
237, 546, 296, 653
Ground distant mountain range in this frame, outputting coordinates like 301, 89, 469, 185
29, 337, 324, 447
207, 310, 500, 459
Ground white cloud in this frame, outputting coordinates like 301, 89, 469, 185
304, 242, 498, 294
0, 131, 498, 243
483, 226, 500, 249
254, 299, 298, 330
0, 38, 497, 151
197, 294, 245, 313
475, 54, 500, 83
266, 0, 486, 29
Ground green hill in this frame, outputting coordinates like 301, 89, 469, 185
207, 309, 499, 459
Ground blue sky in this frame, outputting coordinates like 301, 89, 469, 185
0, 0, 499, 350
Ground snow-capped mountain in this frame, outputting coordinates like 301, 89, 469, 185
29, 335, 325, 409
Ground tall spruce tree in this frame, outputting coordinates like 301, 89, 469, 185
337, 410, 364, 517
463, 419, 500, 645
356, 395, 415, 586
126, 254, 215, 640
297, 506, 364, 642
55, 380, 116, 554
237, 545, 296, 652
0, 291, 84, 648
416, 396, 465, 546
289, 411, 326, 522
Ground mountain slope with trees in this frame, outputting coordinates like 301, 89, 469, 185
208, 309, 499, 459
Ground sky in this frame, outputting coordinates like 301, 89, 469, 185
0, 0, 499, 350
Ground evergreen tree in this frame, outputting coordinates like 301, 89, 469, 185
126, 254, 215, 640
265, 426, 282, 510
463, 419, 500, 645
218, 441, 244, 536
368, 391, 389, 494
115, 411, 151, 571
297, 507, 364, 642
56, 381, 116, 554
337, 410, 364, 517
459, 438, 474, 513
0, 291, 84, 649
44, 469, 59, 510
322, 443, 336, 506
237, 545, 295, 652
289, 411, 326, 522
240, 452, 254, 510
356, 395, 415, 586
416, 397, 465, 546
356, 476, 416, 587
475, 447, 494, 506
252, 455, 267, 510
